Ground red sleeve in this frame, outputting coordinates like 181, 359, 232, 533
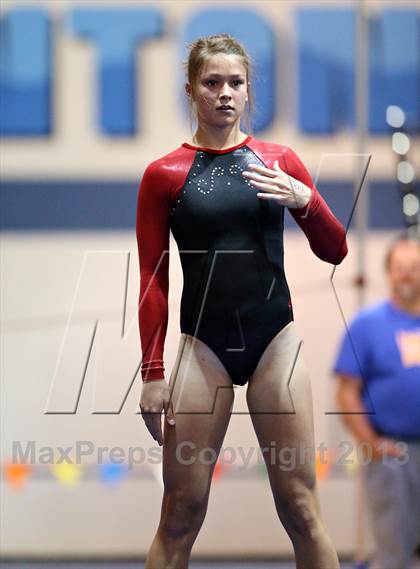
136, 161, 170, 382
281, 147, 348, 265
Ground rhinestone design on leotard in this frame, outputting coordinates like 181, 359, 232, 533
169, 148, 258, 216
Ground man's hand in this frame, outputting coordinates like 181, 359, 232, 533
365, 436, 407, 463
139, 379, 176, 446
241, 160, 312, 209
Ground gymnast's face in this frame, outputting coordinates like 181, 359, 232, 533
187, 54, 249, 128
387, 241, 420, 304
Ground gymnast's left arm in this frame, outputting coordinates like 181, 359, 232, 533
282, 146, 348, 265
241, 147, 348, 265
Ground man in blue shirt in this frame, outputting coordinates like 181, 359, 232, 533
333, 233, 420, 569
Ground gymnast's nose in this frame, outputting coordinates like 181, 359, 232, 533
219, 82, 233, 101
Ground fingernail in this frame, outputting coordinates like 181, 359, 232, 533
168, 419, 175, 425
242, 171, 249, 176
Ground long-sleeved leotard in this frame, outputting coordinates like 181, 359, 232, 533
136, 135, 348, 384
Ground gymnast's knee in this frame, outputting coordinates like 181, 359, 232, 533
160, 487, 208, 541
275, 476, 322, 541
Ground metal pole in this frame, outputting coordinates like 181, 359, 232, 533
354, 0, 369, 565
355, 0, 368, 308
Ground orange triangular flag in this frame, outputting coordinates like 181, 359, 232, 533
315, 448, 331, 480
212, 459, 227, 482
4, 461, 32, 489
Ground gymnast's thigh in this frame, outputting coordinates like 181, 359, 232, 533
246, 321, 316, 483
162, 333, 235, 491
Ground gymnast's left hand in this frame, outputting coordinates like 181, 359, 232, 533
241, 160, 312, 209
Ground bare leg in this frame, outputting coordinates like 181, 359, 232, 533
246, 321, 340, 569
145, 333, 234, 569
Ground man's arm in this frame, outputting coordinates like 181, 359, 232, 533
336, 372, 379, 444
336, 372, 405, 460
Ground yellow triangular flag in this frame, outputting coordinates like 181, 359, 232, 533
52, 462, 82, 485
343, 446, 359, 474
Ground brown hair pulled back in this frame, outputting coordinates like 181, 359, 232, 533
182, 33, 255, 135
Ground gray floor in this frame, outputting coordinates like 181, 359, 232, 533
4, 557, 420, 568
0, 562, 358, 569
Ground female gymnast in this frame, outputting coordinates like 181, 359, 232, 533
136, 33, 347, 569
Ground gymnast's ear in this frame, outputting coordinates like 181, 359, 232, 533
245, 81, 250, 102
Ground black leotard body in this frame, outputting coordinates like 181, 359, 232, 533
169, 144, 293, 385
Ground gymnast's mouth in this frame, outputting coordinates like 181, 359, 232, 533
217, 105, 234, 111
